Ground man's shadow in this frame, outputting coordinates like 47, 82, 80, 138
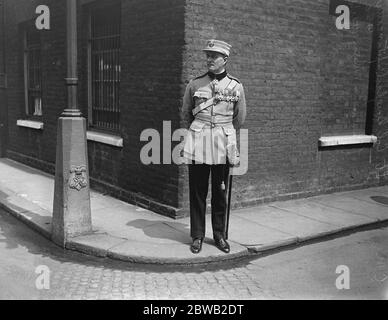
126, 219, 215, 245
126, 219, 192, 244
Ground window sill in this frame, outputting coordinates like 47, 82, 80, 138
16, 119, 44, 130
87, 130, 123, 147
319, 135, 377, 147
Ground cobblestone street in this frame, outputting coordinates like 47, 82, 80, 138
1, 208, 387, 300
37, 259, 270, 300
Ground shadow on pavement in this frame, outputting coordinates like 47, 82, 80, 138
126, 219, 192, 244
0, 207, 255, 273
370, 196, 388, 206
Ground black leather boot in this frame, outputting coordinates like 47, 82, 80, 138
214, 238, 230, 253
190, 238, 203, 254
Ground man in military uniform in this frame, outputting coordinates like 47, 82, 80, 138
182, 39, 246, 254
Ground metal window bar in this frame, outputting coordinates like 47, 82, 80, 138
90, 5, 120, 132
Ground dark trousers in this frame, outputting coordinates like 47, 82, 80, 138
188, 163, 230, 240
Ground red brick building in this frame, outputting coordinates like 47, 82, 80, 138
0, 0, 387, 218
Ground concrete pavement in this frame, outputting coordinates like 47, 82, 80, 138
0, 158, 387, 265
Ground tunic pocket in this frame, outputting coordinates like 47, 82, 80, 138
189, 120, 206, 132
222, 125, 239, 166
193, 90, 212, 106
222, 126, 235, 136
193, 91, 212, 99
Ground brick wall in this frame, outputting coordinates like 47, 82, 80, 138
113, 0, 185, 212
179, 0, 388, 211
0, 0, 7, 157
4, 0, 186, 217
2, 0, 388, 218
373, 0, 388, 183
4, 0, 65, 167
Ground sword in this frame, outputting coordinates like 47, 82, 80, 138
224, 171, 233, 240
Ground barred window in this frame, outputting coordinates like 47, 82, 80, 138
88, 2, 121, 132
24, 29, 42, 117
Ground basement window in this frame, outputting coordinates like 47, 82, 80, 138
88, 1, 121, 133
23, 28, 43, 118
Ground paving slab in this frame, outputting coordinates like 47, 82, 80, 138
90, 192, 133, 211
367, 185, 388, 194
100, 221, 192, 245
66, 233, 128, 257
271, 199, 375, 229
0, 159, 52, 177
234, 205, 338, 241
340, 189, 388, 207
0, 193, 52, 239
91, 204, 187, 244
167, 212, 298, 249
93, 203, 171, 223
1, 158, 388, 265
0, 192, 50, 217
310, 195, 388, 221
106, 239, 249, 265
0, 174, 53, 194
140, 222, 192, 244
368, 195, 388, 206
226, 215, 297, 246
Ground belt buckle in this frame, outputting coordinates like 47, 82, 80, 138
211, 116, 216, 128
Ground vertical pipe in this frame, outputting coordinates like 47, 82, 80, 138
87, 10, 93, 126
63, 0, 81, 117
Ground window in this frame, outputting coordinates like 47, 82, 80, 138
88, 2, 121, 132
24, 28, 42, 117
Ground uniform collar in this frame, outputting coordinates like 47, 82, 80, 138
207, 70, 227, 81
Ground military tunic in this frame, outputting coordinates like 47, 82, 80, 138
182, 72, 246, 165
182, 71, 246, 240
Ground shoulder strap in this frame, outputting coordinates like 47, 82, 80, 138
225, 79, 238, 91
192, 97, 215, 116
227, 74, 241, 83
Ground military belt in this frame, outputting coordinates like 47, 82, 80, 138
195, 114, 233, 128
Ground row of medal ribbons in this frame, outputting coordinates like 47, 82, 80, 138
214, 89, 240, 102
